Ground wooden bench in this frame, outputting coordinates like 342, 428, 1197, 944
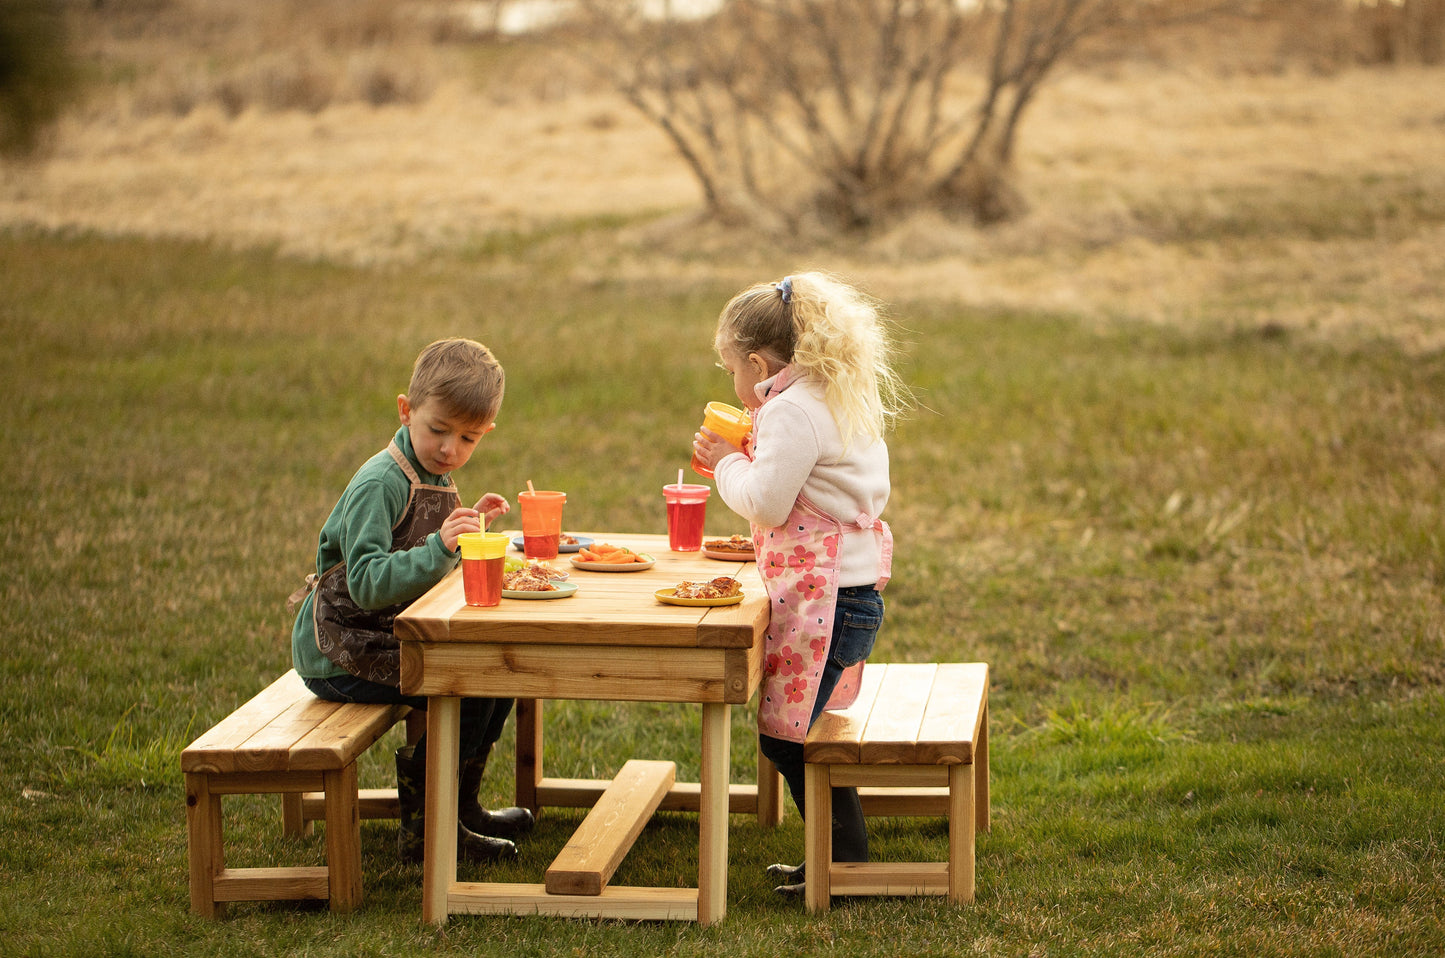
803, 662, 990, 912
181, 669, 414, 917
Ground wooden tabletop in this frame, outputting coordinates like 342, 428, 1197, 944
395, 532, 769, 704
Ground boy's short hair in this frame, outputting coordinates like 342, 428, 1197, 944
406, 338, 505, 423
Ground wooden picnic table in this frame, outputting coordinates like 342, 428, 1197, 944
395, 532, 778, 925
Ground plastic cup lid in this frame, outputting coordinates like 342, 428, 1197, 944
459, 532, 509, 559
664, 482, 711, 500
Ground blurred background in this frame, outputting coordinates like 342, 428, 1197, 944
2, 0, 1442, 350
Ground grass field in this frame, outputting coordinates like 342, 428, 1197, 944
2, 227, 1444, 956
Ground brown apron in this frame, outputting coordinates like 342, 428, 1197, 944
311, 441, 459, 686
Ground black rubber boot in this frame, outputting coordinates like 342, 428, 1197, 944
830, 786, 869, 863
458, 753, 535, 840
770, 786, 868, 897
395, 746, 520, 865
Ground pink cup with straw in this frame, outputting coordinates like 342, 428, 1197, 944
664, 469, 710, 552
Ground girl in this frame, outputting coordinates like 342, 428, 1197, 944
692, 271, 908, 897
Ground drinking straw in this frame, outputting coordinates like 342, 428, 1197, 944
527, 480, 536, 494
677, 468, 684, 489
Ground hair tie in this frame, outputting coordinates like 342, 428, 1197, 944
775, 276, 793, 306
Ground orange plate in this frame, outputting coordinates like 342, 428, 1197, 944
702, 548, 754, 562
571, 554, 656, 572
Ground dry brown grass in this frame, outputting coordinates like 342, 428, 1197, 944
2, 1, 1442, 351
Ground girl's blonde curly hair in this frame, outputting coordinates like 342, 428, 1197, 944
715, 271, 910, 448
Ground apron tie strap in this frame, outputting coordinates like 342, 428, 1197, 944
286, 573, 319, 615
854, 512, 893, 591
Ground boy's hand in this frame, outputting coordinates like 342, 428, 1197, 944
439, 496, 511, 552
439, 507, 482, 554
474, 493, 510, 529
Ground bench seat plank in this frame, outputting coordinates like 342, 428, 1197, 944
803, 663, 886, 765
913, 662, 988, 765
857, 664, 939, 765
183, 674, 406, 775
181, 672, 315, 771
289, 701, 410, 771
230, 696, 337, 771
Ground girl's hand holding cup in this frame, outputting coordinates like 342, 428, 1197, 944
691, 401, 751, 478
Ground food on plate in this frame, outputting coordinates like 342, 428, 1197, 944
505, 556, 566, 579
672, 577, 743, 600
561, 534, 580, 546
577, 543, 651, 564
703, 535, 754, 555
503, 567, 558, 592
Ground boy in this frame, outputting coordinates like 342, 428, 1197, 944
290, 337, 533, 864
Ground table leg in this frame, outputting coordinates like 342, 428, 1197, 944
697, 702, 730, 925
422, 695, 460, 925
514, 698, 542, 814
757, 746, 784, 827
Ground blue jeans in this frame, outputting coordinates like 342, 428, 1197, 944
758, 585, 885, 814
303, 673, 512, 766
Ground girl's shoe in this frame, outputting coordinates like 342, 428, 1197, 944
767, 861, 806, 896
765, 861, 805, 884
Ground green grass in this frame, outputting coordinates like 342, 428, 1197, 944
2, 228, 1443, 956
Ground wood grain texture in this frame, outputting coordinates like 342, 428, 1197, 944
545, 760, 675, 896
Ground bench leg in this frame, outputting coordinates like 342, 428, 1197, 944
185, 772, 225, 918
324, 763, 363, 911
804, 763, 832, 913
976, 700, 990, 833
949, 763, 976, 902
282, 792, 310, 838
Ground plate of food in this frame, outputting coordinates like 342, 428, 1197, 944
703, 534, 755, 562
655, 577, 745, 607
502, 566, 577, 599
570, 543, 656, 572
510, 534, 594, 554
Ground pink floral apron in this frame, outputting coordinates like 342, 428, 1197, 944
753, 492, 893, 743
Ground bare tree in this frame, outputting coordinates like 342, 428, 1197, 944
571, 0, 1242, 233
